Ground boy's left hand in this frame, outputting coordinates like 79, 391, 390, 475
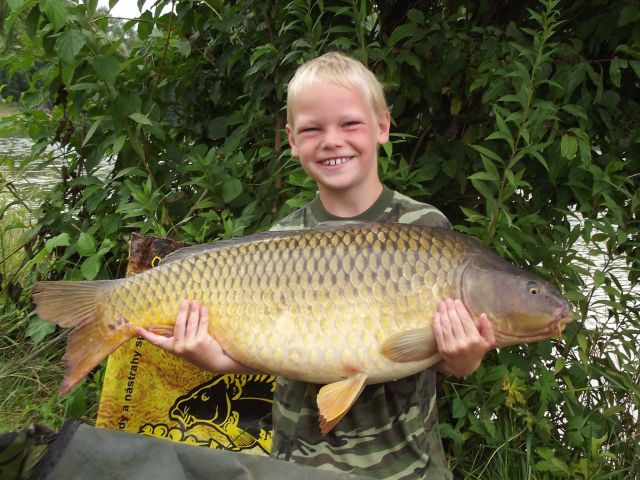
433, 298, 496, 377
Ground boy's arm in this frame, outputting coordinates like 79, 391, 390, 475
135, 300, 258, 374
432, 299, 495, 377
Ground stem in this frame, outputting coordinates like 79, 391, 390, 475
485, 0, 556, 244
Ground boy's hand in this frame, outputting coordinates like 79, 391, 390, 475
433, 298, 495, 377
135, 300, 256, 374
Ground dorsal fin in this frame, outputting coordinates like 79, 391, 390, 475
160, 230, 292, 265
159, 222, 373, 265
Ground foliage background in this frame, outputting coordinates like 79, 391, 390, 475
1, 0, 638, 478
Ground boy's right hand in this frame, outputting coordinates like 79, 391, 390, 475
135, 299, 257, 374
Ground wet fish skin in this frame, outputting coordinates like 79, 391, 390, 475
32, 223, 573, 433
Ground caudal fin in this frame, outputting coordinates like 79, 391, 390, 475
32, 280, 130, 394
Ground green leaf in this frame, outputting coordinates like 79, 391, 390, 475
25, 5, 42, 38
593, 270, 606, 288
469, 171, 498, 182
175, 39, 191, 56
452, 398, 466, 418
560, 134, 577, 160
137, 10, 153, 39
388, 23, 417, 46
222, 178, 242, 203
45, 232, 70, 253
55, 29, 86, 63
82, 117, 104, 147
128, 112, 152, 125
81, 254, 102, 280
609, 58, 628, 88
92, 54, 120, 86
250, 44, 276, 64
76, 232, 97, 256
8, 0, 30, 11
629, 60, 640, 80
112, 135, 127, 154
27, 317, 56, 343
618, 5, 640, 27
39, 0, 68, 30
471, 144, 503, 164
61, 62, 77, 86
535, 447, 571, 475
561, 104, 587, 121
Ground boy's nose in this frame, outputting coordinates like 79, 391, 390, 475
320, 129, 343, 149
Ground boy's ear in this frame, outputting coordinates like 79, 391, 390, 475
376, 111, 391, 145
286, 123, 299, 157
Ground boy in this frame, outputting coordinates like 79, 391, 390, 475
137, 52, 494, 479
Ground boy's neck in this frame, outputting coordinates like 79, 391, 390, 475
317, 181, 384, 218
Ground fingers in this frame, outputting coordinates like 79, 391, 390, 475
173, 299, 191, 340
478, 313, 496, 348
434, 298, 488, 351
185, 300, 200, 339
135, 326, 171, 348
433, 299, 492, 377
433, 310, 445, 350
438, 299, 475, 338
195, 304, 209, 338
136, 300, 207, 352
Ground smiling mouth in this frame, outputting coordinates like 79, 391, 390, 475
321, 156, 352, 166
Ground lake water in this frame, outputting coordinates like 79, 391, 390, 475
1, 136, 112, 212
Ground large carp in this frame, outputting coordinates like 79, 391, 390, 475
33, 223, 573, 433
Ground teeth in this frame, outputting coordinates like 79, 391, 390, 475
322, 157, 350, 166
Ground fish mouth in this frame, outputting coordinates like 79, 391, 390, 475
494, 301, 574, 346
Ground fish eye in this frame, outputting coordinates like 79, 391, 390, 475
527, 281, 539, 295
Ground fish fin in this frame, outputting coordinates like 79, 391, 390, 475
380, 328, 439, 363
317, 373, 367, 435
161, 222, 376, 265
147, 325, 174, 337
160, 231, 294, 265
33, 280, 132, 394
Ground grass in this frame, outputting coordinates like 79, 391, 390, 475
0, 210, 101, 432
0, 304, 64, 431
0, 301, 102, 432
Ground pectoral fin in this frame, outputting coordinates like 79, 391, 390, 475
317, 373, 367, 435
381, 328, 439, 363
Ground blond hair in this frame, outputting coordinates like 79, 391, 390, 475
286, 51, 388, 125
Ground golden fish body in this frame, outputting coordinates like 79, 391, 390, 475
113, 225, 461, 384
33, 223, 573, 432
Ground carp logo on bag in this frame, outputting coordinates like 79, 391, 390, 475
140, 374, 275, 453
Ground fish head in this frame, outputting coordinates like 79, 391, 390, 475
461, 253, 574, 346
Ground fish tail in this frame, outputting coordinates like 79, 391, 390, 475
33, 280, 129, 394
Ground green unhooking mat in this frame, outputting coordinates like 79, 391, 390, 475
0, 420, 369, 480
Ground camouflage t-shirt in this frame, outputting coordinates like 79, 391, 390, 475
268, 186, 453, 480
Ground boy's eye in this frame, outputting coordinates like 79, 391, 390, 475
344, 121, 360, 127
300, 127, 318, 133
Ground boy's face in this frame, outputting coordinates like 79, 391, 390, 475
286, 81, 390, 196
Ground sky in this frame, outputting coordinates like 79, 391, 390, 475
96, 1, 146, 18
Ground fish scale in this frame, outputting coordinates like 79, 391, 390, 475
33, 222, 573, 433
